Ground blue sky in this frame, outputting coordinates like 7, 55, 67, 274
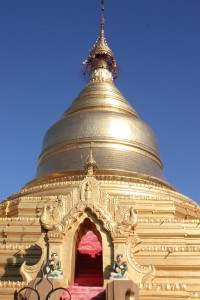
0, 0, 199, 203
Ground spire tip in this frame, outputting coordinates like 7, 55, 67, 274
82, 0, 117, 80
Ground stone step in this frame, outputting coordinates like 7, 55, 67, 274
75, 268, 102, 272
62, 286, 106, 300
75, 273, 102, 278
74, 278, 103, 286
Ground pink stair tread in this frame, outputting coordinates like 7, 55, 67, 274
62, 286, 106, 300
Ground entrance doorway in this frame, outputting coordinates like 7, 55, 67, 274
74, 219, 103, 286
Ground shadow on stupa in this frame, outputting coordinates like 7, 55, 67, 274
0, 245, 42, 281
103, 264, 112, 280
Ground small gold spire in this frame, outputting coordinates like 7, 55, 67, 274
84, 145, 97, 176
83, 0, 117, 80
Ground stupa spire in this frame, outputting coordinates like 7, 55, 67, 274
83, 0, 117, 80
101, 0, 105, 30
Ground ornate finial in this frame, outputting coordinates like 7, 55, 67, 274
82, 0, 117, 80
84, 145, 97, 176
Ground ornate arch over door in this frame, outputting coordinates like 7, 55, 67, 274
63, 208, 114, 286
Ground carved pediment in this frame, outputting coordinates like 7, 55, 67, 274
62, 201, 118, 235
40, 169, 115, 232
40, 173, 139, 238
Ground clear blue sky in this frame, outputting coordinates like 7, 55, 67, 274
0, 0, 199, 203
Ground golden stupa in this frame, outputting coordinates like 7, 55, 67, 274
0, 1, 200, 300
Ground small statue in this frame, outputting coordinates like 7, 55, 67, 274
44, 252, 63, 278
110, 254, 128, 279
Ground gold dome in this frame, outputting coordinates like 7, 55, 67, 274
36, 66, 165, 181
35, 13, 166, 183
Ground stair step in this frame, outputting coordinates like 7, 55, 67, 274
75, 272, 102, 278
74, 281, 103, 285
62, 286, 105, 300
75, 269, 102, 272
74, 280, 103, 286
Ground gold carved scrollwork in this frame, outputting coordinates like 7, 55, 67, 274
40, 200, 64, 232
127, 235, 156, 284
114, 243, 127, 260
19, 235, 46, 283
116, 207, 138, 235
62, 202, 139, 241
62, 201, 118, 235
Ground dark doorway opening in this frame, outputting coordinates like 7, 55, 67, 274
74, 219, 103, 286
